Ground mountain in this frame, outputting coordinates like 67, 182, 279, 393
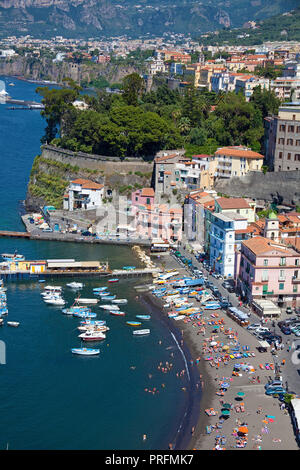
200, 6, 300, 45
0, 0, 299, 39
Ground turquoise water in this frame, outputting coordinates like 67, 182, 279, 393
0, 77, 190, 450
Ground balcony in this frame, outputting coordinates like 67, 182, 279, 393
292, 276, 300, 283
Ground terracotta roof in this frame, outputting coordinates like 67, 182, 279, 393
155, 154, 178, 163
141, 188, 155, 198
192, 154, 211, 159
164, 171, 172, 175
71, 179, 104, 190
242, 236, 293, 256
216, 197, 250, 210
215, 147, 264, 159
283, 237, 300, 252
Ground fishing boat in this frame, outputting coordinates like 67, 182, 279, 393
75, 298, 98, 304
173, 315, 186, 321
99, 304, 120, 311
7, 321, 19, 327
133, 329, 150, 336
66, 282, 84, 289
1, 253, 25, 262
111, 299, 127, 304
136, 315, 151, 320
110, 311, 125, 316
126, 321, 142, 327
78, 331, 106, 341
71, 348, 100, 356
108, 278, 119, 283
203, 302, 221, 310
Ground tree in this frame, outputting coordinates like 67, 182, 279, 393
250, 86, 281, 118
122, 73, 145, 106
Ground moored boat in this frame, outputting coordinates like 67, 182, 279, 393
108, 278, 119, 283
7, 321, 20, 327
75, 298, 98, 304
66, 282, 84, 289
78, 331, 106, 341
111, 298, 127, 304
99, 304, 120, 311
110, 311, 125, 316
71, 348, 100, 356
126, 321, 141, 327
133, 329, 150, 336
136, 315, 151, 320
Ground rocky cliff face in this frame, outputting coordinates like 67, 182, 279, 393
0, 0, 298, 38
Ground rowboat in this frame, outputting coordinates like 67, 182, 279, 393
133, 329, 150, 336
136, 315, 151, 320
7, 321, 20, 327
78, 331, 106, 341
126, 321, 141, 327
108, 278, 119, 283
110, 311, 126, 316
71, 348, 100, 356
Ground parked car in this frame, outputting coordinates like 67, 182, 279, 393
247, 323, 261, 331
265, 387, 286, 396
280, 325, 292, 335
254, 326, 270, 335
42, 227, 53, 232
286, 307, 293, 315
264, 380, 283, 389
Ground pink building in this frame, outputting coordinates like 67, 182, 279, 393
134, 203, 182, 243
131, 188, 155, 209
237, 236, 300, 307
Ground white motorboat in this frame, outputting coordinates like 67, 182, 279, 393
75, 298, 98, 304
44, 298, 66, 306
7, 321, 19, 327
71, 348, 100, 356
66, 282, 84, 289
133, 329, 150, 336
99, 304, 120, 311
78, 331, 106, 341
77, 325, 109, 332
43, 285, 62, 292
111, 299, 128, 305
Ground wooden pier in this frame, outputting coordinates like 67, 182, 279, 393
0, 231, 30, 239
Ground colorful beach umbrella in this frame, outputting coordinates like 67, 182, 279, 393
237, 392, 245, 397
221, 410, 230, 415
238, 426, 248, 434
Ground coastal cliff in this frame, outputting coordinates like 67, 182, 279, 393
26, 145, 153, 210
0, 56, 142, 85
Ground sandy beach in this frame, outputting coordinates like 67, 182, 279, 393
145, 252, 299, 451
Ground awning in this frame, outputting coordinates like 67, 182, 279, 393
259, 340, 270, 348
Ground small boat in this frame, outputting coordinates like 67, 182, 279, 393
7, 321, 19, 327
1, 253, 25, 262
80, 320, 106, 326
97, 292, 111, 297
0, 318, 4, 326
38, 280, 46, 283
136, 315, 151, 320
108, 278, 119, 283
100, 304, 120, 311
73, 312, 97, 319
173, 315, 185, 321
111, 299, 127, 304
43, 285, 62, 292
44, 298, 65, 305
126, 321, 141, 327
71, 348, 100, 356
66, 282, 84, 289
133, 329, 150, 336
78, 331, 106, 341
75, 298, 98, 304
110, 311, 125, 316
122, 266, 136, 270
93, 287, 108, 292
104, 295, 116, 300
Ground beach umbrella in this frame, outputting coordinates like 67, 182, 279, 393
238, 426, 248, 434
223, 345, 229, 350
210, 341, 218, 346
222, 403, 231, 410
237, 392, 245, 397
221, 409, 230, 416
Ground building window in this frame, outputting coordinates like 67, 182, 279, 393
279, 124, 286, 131
279, 283, 284, 290
263, 259, 268, 266
262, 270, 268, 281
287, 153, 291, 160
287, 139, 293, 145
294, 270, 299, 279
296, 259, 300, 266
279, 152, 283, 159
280, 257, 286, 266
288, 125, 295, 132
293, 285, 298, 293
279, 269, 285, 281
295, 154, 300, 161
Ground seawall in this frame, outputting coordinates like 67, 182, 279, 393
214, 170, 300, 206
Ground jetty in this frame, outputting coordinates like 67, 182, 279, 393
0, 230, 30, 239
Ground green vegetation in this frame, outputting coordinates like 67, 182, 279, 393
200, 6, 300, 45
38, 73, 280, 160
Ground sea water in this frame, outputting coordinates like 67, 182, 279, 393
0, 77, 191, 450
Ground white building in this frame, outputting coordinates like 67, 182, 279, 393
63, 179, 104, 212
209, 211, 248, 278
0, 49, 17, 58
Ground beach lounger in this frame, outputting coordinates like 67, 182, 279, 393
265, 364, 270, 370
240, 403, 245, 412
259, 364, 264, 370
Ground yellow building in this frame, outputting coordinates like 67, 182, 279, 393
214, 146, 264, 179
215, 197, 256, 223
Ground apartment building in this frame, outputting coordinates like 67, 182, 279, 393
214, 146, 264, 178
264, 102, 300, 171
